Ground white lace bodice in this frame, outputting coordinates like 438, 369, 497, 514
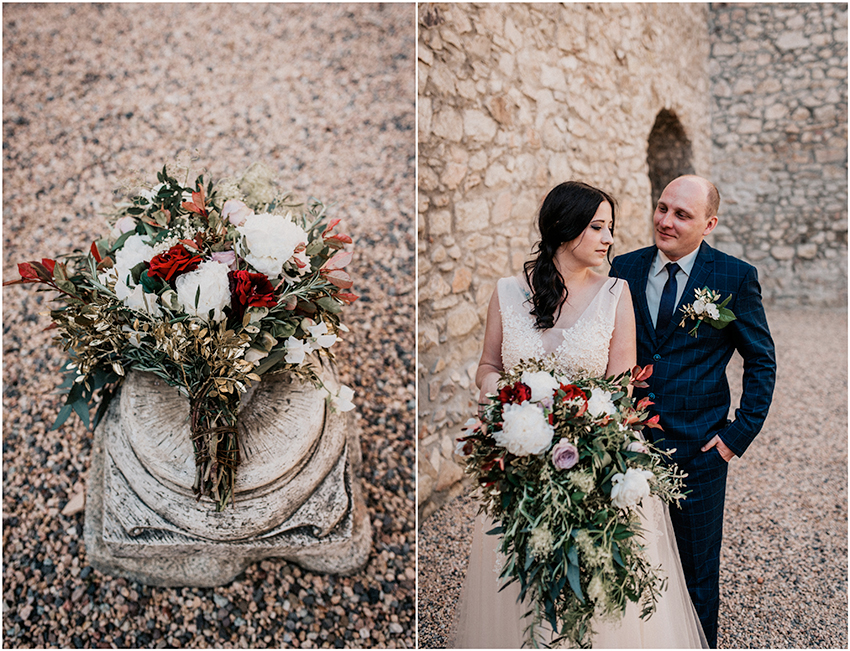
498, 275, 625, 378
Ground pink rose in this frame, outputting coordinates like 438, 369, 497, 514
551, 439, 579, 470
221, 199, 253, 227
115, 216, 137, 234
211, 250, 237, 267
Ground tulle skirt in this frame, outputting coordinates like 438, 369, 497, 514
452, 496, 708, 649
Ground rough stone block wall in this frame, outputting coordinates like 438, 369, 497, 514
417, 3, 712, 518
709, 3, 848, 307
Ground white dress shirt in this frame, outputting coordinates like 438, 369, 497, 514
646, 248, 700, 328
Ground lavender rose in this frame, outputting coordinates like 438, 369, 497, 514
551, 438, 579, 470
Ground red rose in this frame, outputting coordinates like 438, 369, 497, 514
559, 383, 588, 417
498, 381, 532, 405
147, 244, 202, 282
228, 270, 277, 320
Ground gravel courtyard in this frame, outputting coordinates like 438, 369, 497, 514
3, 4, 415, 648
418, 307, 848, 649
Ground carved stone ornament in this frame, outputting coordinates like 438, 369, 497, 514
84, 371, 372, 587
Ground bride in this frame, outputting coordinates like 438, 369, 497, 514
453, 181, 708, 648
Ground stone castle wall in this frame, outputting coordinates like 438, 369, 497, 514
709, 3, 848, 306
417, 3, 713, 518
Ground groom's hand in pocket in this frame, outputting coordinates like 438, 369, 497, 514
701, 435, 736, 462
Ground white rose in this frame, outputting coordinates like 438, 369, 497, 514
586, 388, 616, 418
610, 468, 655, 509
704, 303, 720, 320
494, 401, 554, 457
114, 234, 154, 285
692, 298, 706, 315
236, 212, 310, 278
175, 260, 231, 322
116, 282, 162, 317
626, 440, 649, 454
521, 370, 560, 403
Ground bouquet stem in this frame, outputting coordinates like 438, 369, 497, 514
190, 390, 241, 511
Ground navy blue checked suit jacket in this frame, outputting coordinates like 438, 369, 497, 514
610, 242, 776, 464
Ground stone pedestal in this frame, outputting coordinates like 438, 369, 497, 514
84, 371, 372, 587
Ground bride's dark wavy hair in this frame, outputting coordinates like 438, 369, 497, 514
523, 181, 617, 330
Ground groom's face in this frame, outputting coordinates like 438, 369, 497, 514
653, 178, 718, 261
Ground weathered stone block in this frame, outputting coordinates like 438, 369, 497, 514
446, 303, 480, 338
797, 243, 818, 259
463, 109, 498, 142
85, 372, 372, 587
771, 245, 796, 260
429, 209, 452, 236
455, 198, 490, 231
432, 108, 464, 142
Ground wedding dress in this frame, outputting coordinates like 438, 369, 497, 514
452, 275, 708, 649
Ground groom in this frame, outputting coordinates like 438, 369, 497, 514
610, 175, 776, 647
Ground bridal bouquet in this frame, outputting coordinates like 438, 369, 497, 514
5, 163, 357, 510
457, 360, 687, 648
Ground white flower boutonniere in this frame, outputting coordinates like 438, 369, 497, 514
679, 286, 736, 337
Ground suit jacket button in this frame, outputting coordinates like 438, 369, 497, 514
653, 354, 661, 361
648, 393, 656, 399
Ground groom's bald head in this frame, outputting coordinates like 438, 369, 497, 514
653, 175, 720, 261
674, 175, 720, 220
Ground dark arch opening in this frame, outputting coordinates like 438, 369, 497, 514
647, 109, 695, 212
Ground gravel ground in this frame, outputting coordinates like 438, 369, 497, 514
418, 308, 848, 649
3, 4, 415, 648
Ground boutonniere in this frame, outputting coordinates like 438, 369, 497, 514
678, 287, 736, 337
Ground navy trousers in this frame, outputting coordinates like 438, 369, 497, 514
669, 448, 729, 648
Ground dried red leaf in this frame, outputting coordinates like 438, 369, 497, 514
322, 269, 353, 289
324, 233, 353, 247
321, 218, 341, 237
322, 250, 353, 271
17, 262, 38, 281
633, 364, 654, 383
644, 414, 663, 430
337, 292, 359, 304
90, 242, 102, 263
636, 397, 654, 411
179, 238, 201, 251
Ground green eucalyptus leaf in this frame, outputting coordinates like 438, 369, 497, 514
51, 403, 74, 430
111, 229, 136, 252
71, 399, 90, 429
566, 561, 584, 604
315, 296, 342, 314
305, 239, 326, 256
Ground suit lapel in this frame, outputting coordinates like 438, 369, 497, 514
656, 241, 715, 345
630, 247, 658, 348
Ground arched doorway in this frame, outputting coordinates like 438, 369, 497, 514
647, 109, 695, 211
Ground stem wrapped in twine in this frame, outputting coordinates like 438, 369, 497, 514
189, 388, 241, 511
